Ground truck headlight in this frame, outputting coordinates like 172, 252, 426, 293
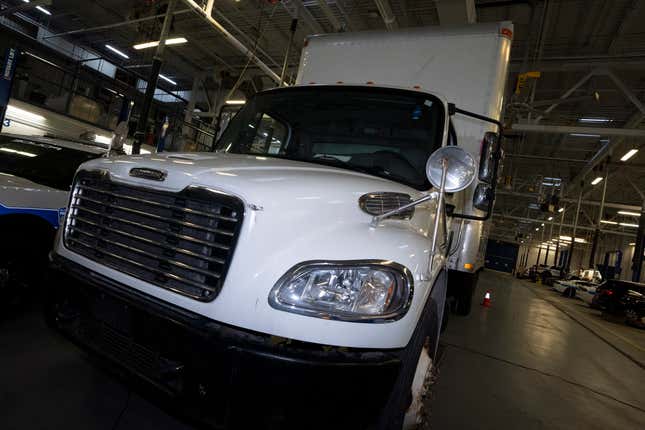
269, 261, 413, 322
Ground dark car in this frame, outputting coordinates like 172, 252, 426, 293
592, 279, 645, 328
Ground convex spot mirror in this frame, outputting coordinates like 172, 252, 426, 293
426, 146, 476, 193
479, 132, 500, 183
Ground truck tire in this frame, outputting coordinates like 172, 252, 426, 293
0, 221, 53, 310
451, 271, 478, 316
374, 293, 440, 429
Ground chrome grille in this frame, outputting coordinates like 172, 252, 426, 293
358, 192, 414, 219
64, 171, 244, 301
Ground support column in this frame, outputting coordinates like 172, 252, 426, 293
280, 19, 298, 86
554, 208, 565, 266
632, 203, 645, 282
132, 0, 176, 154
536, 227, 545, 265
566, 185, 584, 272
589, 167, 609, 267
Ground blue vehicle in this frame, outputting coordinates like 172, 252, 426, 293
0, 134, 104, 305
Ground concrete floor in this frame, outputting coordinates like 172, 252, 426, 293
1, 270, 644, 429
429, 270, 645, 430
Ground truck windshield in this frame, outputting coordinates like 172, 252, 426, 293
215, 86, 445, 190
0, 136, 99, 190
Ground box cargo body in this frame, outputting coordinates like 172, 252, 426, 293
297, 22, 512, 276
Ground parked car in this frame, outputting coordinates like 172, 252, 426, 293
623, 288, 645, 329
539, 265, 565, 286
553, 269, 603, 299
592, 280, 645, 328
0, 133, 105, 305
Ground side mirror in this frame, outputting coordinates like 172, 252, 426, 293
479, 132, 500, 183
426, 146, 476, 193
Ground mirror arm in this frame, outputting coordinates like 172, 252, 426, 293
370, 192, 438, 227
447, 103, 504, 221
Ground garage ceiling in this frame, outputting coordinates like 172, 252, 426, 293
6, 0, 645, 245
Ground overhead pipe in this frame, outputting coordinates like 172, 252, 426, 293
181, 0, 281, 84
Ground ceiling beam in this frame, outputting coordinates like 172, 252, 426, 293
373, 0, 399, 30
180, 0, 281, 84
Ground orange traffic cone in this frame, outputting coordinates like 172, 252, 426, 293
482, 290, 492, 307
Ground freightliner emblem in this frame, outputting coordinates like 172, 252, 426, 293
129, 168, 167, 181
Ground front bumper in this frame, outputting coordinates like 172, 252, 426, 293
48, 256, 401, 429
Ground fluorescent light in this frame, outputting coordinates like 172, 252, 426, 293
22, 1, 52, 15
600, 220, 618, 225
619, 222, 639, 228
225, 100, 246, 105
544, 177, 561, 181
629, 242, 636, 246
541, 223, 545, 226
35, 5, 51, 15
574, 238, 586, 243
560, 236, 572, 241
578, 118, 611, 123
570, 133, 601, 138
620, 148, 638, 162
105, 44, 129, 59
618, 210, 641, 217
535, 228, 539, 231
133, 37, 188, 50
0, 147, 37, 157
158, 74, 176, 85
6, 105, 46, 122
591, 177, 603, 185
542, 182, 555, 186
94, 135, 113, 145
558, 208, 564, 213
547, 216, 553, 221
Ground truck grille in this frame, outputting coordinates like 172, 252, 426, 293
64, 171, 244, 301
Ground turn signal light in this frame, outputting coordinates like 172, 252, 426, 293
464, 263, 474, 270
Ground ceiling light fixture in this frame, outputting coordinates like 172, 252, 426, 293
578, 118, 611, 123
158, 74, 177, 85
619, 222, 639, 228
105, 44, 129, 59
600, 220, 618, 225
620, 148, 638, 162
225, 100, 246, 105
570, 133, 601, 138
629, 242, 636, 246
22, 1, 51, 15
547, 216, 553, 221
133, 37, 188, 50
591, 177, 603, 185
618, 210, 641, 217
558, 208, 564, 213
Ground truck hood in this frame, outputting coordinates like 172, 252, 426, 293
80, 152, 426, 217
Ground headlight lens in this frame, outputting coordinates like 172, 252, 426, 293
269, 261, 413, 322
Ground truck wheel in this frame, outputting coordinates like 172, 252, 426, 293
452, 271, 478, 316
375, 301, 439, 429
0, 224, 52, 310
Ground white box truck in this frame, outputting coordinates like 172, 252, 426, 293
48, 22, 511, 429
